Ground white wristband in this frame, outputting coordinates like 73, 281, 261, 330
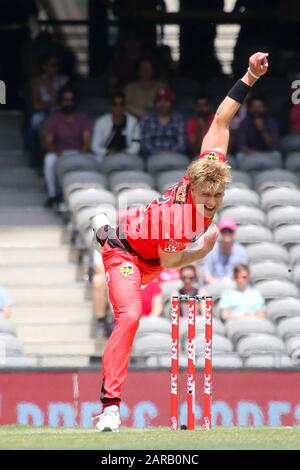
247, 67, 260, 80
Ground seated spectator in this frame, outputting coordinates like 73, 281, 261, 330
186, 96, 214, 157
107, 34, 142, 92
219, 264, 267, 321
43, 85, 92, 208
290, 103, 300, 133
140, 87, 186, 157
92, 250, 111, 338
124, 57, 166, 118
141, 280, 163, 317
235, 96, 281, 162
28, 53, 69, 169
0, 284, 11, 320
91, 92, 140, 162
172, 265, 203, 317
203, 218, 247, 286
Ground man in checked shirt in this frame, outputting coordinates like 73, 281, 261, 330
140, 86, 186, 157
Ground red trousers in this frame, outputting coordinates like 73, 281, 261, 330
100, 240, 162, 405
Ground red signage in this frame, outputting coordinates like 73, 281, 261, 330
0, 370, 299, 427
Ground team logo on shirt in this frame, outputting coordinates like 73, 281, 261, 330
164, 238, 186, 252
205, 152, 219, 160
119, 262, 134, 276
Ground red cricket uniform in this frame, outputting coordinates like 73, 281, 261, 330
99, 149, 226, 407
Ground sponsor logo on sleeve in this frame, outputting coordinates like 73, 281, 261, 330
119, 262, 134, 276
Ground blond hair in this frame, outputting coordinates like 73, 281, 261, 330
187, 158, 231, 192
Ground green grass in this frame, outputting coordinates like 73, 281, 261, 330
0, 426, 300, 450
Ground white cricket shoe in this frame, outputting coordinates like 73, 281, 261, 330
90, 213, 110, 254
93, 405, 121, 432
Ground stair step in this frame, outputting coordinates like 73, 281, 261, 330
23, 340, 95, 355
12, 305, 92, 322
33, 356, 91, 367
0, 190, 46, 207
0, 247, 71, 266
8, 286, 89, 305
16, 322, 91, 341
1, 266, 78, 285
0, 208, 61, 226
0, 226, 64, 246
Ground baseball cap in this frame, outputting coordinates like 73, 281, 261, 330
155, 86, 173, 101
218, 218, 237, 232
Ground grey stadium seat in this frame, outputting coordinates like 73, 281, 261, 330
75, 204, 117, 231
222, 187, 260, 209
56, 154, 99, 185
292, 264, 300, 285
183, 333, 233, 356
267, 297, 300, 323
280, 134, 300, 156
180, 316, 225, 340
277, 317, 300, 341
244, 354, 293, 368
285, 335, 300, 358
229, 170, 252, 188
238, 152, 283, 172
235, 225, 272, 245
0, 320, 16, 336
250, 261, 291, 283
225, 318, 276, 344
274, 224, 300, 248
285, 152, 300, 172
205, 279, 235, 302
220, 206, 266, 226
255, 280, 299, 301
196, 352, 243, 368
109, 171, 154, 194
156, 170, 185, 193
117, 188, 160, 209
146, 153, 190, 174
132, 333, 172, 356
3, 356, 36, 367
267, 206, 300, 230
254, 169, 299, 194
62, 171, 107, 202
246, 243, 289, 264
135, 317, 171, 339
101, 153, 144, 174
68, 188, 115, 213
236, 334, 285, 356
289, 245, 300, 266
261, 187, 300, 211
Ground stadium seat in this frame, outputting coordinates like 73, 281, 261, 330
285, 152, 300, 172
238, 152, 283, 172
196, 352, 243, 368
205, 279, 235, 302
2, 356, 36, 367
246, 242, 289, 264
235, 225, 273, 245
109, 171, 154, 194
156, 170, 185, 193
244, 354, 293, 368
135, 317, 171, 339
250, 261, 290, 283
274, 224, 300, 248
180, 316, 225, 341
101, 153, 144, 174
56, 154, 99, 185
146, 153, 190, 174
74, 204, 117, 232
267, 297, 300, 323
280, 134, 300, 156
220, 206, 266, 226
225, 318, 276, 344
254, 169, 299, 194
289, 245, 300, 266
62, 171, 107, 203
183, 333, 233, 356
229, 170, 252, 189
267, 206, 300, 230
0, 319, 16, 336
68, 188, 115, 213
117, 188, 160, 209
277, 317, 300, 341
132, 333, 172, 356
236, 334, 285, 356
261, 187, 300, 211
255, 280, 299, 301
222, 187, 260, 209
285, 335, 300, 358
160, 280, 183, 305
292, 264, 300, 285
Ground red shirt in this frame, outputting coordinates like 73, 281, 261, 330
44, 111, 92, 153
120, 176, 211, 260
141, 281, 162, 316
290, 104, 300, 133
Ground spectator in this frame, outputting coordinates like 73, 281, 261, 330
186, 96, 214, 157
141, 280, 163, 317
28, 53, 69, 169
203, 218, 247, 285
0, 285, 12, 320
140, 86, 186, 157
92, 250, 111, 338
91, 92, 140, 161
219, 264, 266, 321
107, 34, 142, 92
290, 103, 300, 133
156, 45, 177, 82
235, 96, 281, 163
43, 85, 92, 208
124, 57, 166, 118
172, 265, 203, 317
